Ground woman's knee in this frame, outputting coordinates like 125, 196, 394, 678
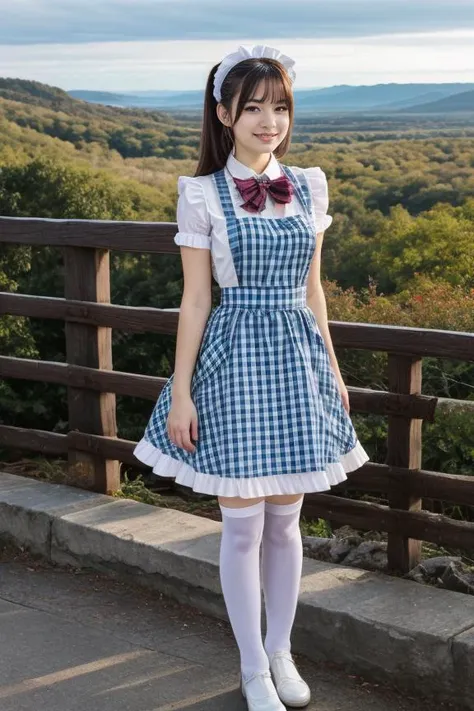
265, 494, 304, 506
218, 495, 265, 508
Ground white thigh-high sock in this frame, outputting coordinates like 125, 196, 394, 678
219, 500, 269, 680
261, 497, 304, 657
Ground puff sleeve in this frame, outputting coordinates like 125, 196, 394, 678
174, 176, 212, 249
303, 167, 333, 233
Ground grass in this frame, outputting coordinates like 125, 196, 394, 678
300, 516, 333, 538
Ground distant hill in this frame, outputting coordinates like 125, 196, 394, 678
68, 82, 474, 114
69, 89, 205, 110
400, 89, 474, 113
371, 91, 453, 111
0, 77, 200, 160
295, 83, 474, 113
0, 78, 79, 111
67, 89, 137, 106
0, 77, 173, 123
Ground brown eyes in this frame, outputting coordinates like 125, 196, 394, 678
244, 105, 288, 111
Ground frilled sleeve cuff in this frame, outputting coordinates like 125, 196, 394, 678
174, 175, 212, 250
316, 214, 333, 232
174, 232, 211, 249
303, 167, 333, 233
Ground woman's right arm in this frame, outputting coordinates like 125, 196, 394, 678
167, 176, 213, 454
168, 247, 212, 453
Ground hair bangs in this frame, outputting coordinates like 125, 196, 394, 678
235, 61, 292, 116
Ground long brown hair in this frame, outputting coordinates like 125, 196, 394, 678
195, 58, 295, 177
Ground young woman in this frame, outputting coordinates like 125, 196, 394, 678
134, 45, 369, 711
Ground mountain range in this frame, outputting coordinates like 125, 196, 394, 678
68, 83, 474, 113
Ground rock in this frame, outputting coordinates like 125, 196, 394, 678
405, 568, 427, 585
333, 525, 360, 540
342, 534, 364, 547
328, 539, 354, 564
302, 535, 472, 593
405, 564, 429, 583
301, 536, 332, 560
421, 556, 464, 579
342, 541, 388, 572
361, 530, 387, 543
302, 535, 387, 571
303, 526, 474, 595
439, 563, 474, 595
405, 557, 473, 594
405, 557, 465, 584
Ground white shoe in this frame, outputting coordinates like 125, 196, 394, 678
268, 651, 311, 708
241, 669, 286, 711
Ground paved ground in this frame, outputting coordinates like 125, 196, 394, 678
0, 540, 459, 711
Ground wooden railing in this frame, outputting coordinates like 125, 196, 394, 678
1, 216, 474, 575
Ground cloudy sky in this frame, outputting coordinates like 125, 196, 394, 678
1, 0, 473, 92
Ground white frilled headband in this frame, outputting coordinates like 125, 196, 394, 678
213, 44, 296, 102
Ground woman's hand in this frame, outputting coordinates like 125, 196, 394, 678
335, 375, 350, 414
167, 395, 199, 453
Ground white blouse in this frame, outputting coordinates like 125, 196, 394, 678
174, 151, 333, 287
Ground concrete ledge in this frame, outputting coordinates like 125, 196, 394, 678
1, 472, 473, 710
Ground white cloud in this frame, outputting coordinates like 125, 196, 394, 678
1, 31, 474, 91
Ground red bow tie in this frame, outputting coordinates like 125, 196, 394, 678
233, 174, 294, 214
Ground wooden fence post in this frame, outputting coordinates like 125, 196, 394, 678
386, 354, 423, 573
64, 246, 119, 494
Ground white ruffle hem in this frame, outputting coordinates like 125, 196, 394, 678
133, 437, 369, 498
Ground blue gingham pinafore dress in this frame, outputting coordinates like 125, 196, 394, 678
134, 165, 369, 497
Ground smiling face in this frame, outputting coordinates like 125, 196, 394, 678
215, 59, 294, 165
229, 79, 291, 158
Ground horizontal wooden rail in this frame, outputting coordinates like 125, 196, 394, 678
436, 397, 474, 412
0, 356, 167, 399
329, 321, 474, 361
0, 356, 438, 418
0, 292, 179, 334
68, 431, 143, 466
302, 493, 474, 551
0, 426, 144, 470
1, 292, 473, 360
347, 462, 474, 507
0, 425, 68, 455
0, 216, 179, 253
349, 386, 437, 419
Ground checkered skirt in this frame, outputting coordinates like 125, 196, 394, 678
134, 165, 369, 497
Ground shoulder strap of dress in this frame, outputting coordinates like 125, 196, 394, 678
213, 168, 236, 220
280, 165, 312, 218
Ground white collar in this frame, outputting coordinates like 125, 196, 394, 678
226, 151, 282, 180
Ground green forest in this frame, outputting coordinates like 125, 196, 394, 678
1, 78, 474, 489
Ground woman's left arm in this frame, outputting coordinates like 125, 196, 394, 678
306, 232, 350, 413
